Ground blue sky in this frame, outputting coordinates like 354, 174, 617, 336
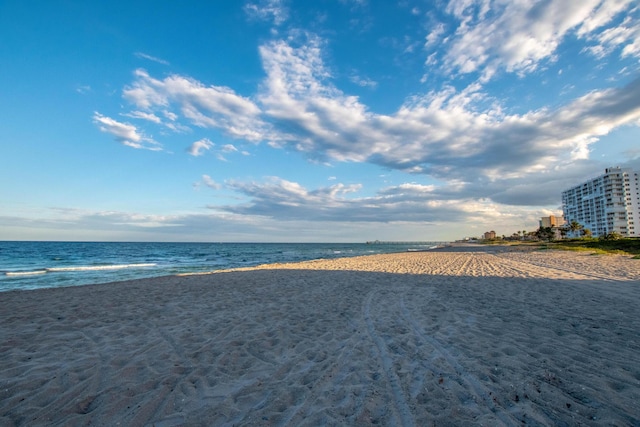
1, 0, 639, 242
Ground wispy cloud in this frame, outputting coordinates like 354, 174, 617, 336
107, 25, 640, 209
258, 35, 640, 170
123, 69, 266, 141
215, 143, 240, 161
349, 73, 377, 88
93, 112, 162, 151
221, 144, 239, 153
254, 35, 640, 205
187, 138, 214, 156
219, 176, 538, 227
197, 174, 222, 190
7, 208, 182, 230
431, 0, 636, 81
75, 85, 91, 94
123, 111, 162, 123
244, 0, 289, 26
582, 15, 640, 60
224, 177, 370, 220
0, 180, 583, 241
424, 23, 446, 48
134, 52, 170, 65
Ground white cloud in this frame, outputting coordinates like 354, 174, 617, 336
187, 138, 214, 156
222, 144, 239, 153
25, 208, 182, 229
134, 52, 170, 65
225, 177, 370, 220
164, 110, 178, 121
436, 0, 636, 81
123, 69, 170, 109
583, 15, 640, 60
75, 85, 91, 94
253, 36, 640, 207
425, 23, 446, 48
214, 144, 241, 162
201, 174, 222, 189
107, 32, 640, 209
219, 176, 544, 229
124, 111, 162, 123
244, 0, 289, 26
258, 36, 382, 162
123, 69, 266, 141
576, 0, 635, 36
93, 112, 161, 151
1, 203, 496, 242
349, 73, 378, 88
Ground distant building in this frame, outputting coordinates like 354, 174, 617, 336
539, 215, 565, 228
539, 216, 565, 240
561, 167, 639, 237
483, 230, 496, 240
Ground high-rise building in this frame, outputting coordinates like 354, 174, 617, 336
561, 167, 639, 237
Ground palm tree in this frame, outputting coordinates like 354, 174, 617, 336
535, 226, 555, 242
569, 220, 583, 237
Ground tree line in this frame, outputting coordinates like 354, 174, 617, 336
535, 220, 624, 242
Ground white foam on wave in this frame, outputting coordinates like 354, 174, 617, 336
46, 263, 157, 272
5, 270, 48, 277
4, 263, 157, 277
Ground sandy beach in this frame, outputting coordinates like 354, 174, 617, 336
1, 245, 639, 426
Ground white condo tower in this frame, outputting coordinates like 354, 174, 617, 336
562, 167, 640, 237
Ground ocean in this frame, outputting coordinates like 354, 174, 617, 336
0, 241, 441, 292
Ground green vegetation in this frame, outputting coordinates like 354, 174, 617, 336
535, 226, 556, 242
540, 238, 640, 257
475, 222, 639, 258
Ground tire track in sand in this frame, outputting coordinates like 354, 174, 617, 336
363, 289, 415, 427
398, 296, 520, 426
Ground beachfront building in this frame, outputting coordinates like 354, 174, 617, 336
561, 167, 640, 237
483, 230, 497, 240
539, 215, 565, 240
539, 215, 565, 228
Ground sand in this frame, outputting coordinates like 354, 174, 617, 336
1, 245, 639, 426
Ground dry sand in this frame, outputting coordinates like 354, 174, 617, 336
1, 245, 639, 426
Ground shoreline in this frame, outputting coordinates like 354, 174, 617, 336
1, 247, 639, 425
0, 241, 440, 293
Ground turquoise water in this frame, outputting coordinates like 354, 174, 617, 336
0, 241, 440, 292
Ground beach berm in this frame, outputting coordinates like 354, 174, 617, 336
1, 245, 639, 426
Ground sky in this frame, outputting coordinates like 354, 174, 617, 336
1, 0, 640, 242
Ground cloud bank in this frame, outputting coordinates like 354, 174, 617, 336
89, 1, 640, 237
105, 35, 640, 196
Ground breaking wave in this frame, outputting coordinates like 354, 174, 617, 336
4, 263, 157, 277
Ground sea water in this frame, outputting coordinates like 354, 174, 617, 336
0, 241, 441, 292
